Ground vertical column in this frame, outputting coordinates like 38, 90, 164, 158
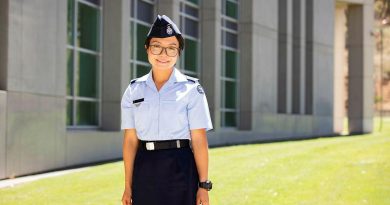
347, 4, 374, 133
285, 0, 293, 114
292, 0, 302, 114
0, 91, 5, 179
305, 0, 313, 115
238, 0, 252, 130
6, 0, 67, 177
201, 0, 221, 129
101, 0, 130, 130
311, 0, 335, 135
299, 1, 306, 114
247, 0, 278, 131
277, 0, 293, 114
0, 0, 8, 178
156, 0, 180, 22
0, 0, 8, 90
334, 3, 348, 134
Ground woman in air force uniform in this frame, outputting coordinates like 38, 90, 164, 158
121, 15, 213, 205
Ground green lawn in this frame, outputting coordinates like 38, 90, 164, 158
1, 120, 390, 205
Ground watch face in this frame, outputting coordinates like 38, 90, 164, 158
200, 181, 212, 191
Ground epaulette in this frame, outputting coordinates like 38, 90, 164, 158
186, 76, 199, 83
130, 78, 138, 85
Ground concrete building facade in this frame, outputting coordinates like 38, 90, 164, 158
0, 0, 374, 179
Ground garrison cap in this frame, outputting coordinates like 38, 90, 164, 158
145, 15, 184, 51
146, 15, 182, 38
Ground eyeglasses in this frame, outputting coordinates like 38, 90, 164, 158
149, 45, 179, 57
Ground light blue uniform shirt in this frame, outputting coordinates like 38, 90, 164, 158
121, 68, 213, 141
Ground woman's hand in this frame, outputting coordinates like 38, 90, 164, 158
121, 188, 132, 205
196, 188, 209, 205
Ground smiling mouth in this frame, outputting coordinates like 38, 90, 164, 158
156, 59, 169, 63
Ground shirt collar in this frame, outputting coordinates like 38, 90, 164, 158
170, 68, 188, 83
137, 67, 188, 84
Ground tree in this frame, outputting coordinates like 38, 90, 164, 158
375, 0, 390, 23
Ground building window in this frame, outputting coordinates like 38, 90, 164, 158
67, 0, 102, 127
179, 0, 200, 78
130, 0, 155, 78
221, 0, 239, 127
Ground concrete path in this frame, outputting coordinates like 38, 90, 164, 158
0, 167, 90, 189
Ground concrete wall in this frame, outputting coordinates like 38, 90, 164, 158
334, 3, 348, 134
4, 0, 67, 178
311, 0, 335, 135
0, 0, 8, 90
66, 131, 122, 166
347, 2, 374, 133
201, 0, 222, 129
0, 91, 6, 179
101, 0, 130, 130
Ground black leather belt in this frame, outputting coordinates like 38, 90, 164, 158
139, 139, 190, 151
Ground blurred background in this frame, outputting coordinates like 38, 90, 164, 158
0, 0, 387, 185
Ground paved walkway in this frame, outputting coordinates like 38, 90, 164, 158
0, 167, 90, 189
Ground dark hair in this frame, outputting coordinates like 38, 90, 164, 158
144, 35, 185, 55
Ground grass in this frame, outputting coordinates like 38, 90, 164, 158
1, 120, 390, 205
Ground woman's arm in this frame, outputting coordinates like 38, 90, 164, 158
122, 129, 139, 205
191, 128, 210, 205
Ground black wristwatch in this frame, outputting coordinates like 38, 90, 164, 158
199, 180, 212, 191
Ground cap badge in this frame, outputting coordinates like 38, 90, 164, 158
166, 25, 173, 35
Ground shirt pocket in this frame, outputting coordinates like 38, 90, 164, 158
133, 101, 150, 131
160, 100, 187, 134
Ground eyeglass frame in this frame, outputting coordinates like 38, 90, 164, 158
147, 44, 180, 57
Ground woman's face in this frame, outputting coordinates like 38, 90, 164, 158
146, 36, 180, 71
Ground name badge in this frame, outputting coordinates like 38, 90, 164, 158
133, 98, 144, 107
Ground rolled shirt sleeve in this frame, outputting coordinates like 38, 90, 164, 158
121, 86, 135, 130
188, 84, 213, 131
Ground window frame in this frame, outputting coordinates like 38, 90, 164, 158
129, 0, 155, 79
179, 0, 201, 78
66, 0, 103, 129
220, 0, 240, 128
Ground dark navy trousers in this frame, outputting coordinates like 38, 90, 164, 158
132, 147, 199, 205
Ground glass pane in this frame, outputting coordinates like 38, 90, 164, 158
225, 32, 237, 48
67, 100, 73, 126
130, 0, 135, 17
77, 52, 98, 98
67, 49, 74, 95
76, 101, 98, 125
225, 19, 238, 30
185, 18, 198, 38
180, 16, 184, 31
221, 31, 224, 45
226, 1, 238, 19
84, 0, 100, 5
225, 81, 236, 109
184, 39, 197, 72
137, 0, 154, 24
187, 0, 199, 5
137, 24, 149, 62
225, 111, 236, 127
136, 64, 150, 77
130, 63, 134, 79
77, 2, 100, 51
67, 0, 74, 45
225, 50, 237, 78
130, 22, 134, 58
185, 5, 198, 18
